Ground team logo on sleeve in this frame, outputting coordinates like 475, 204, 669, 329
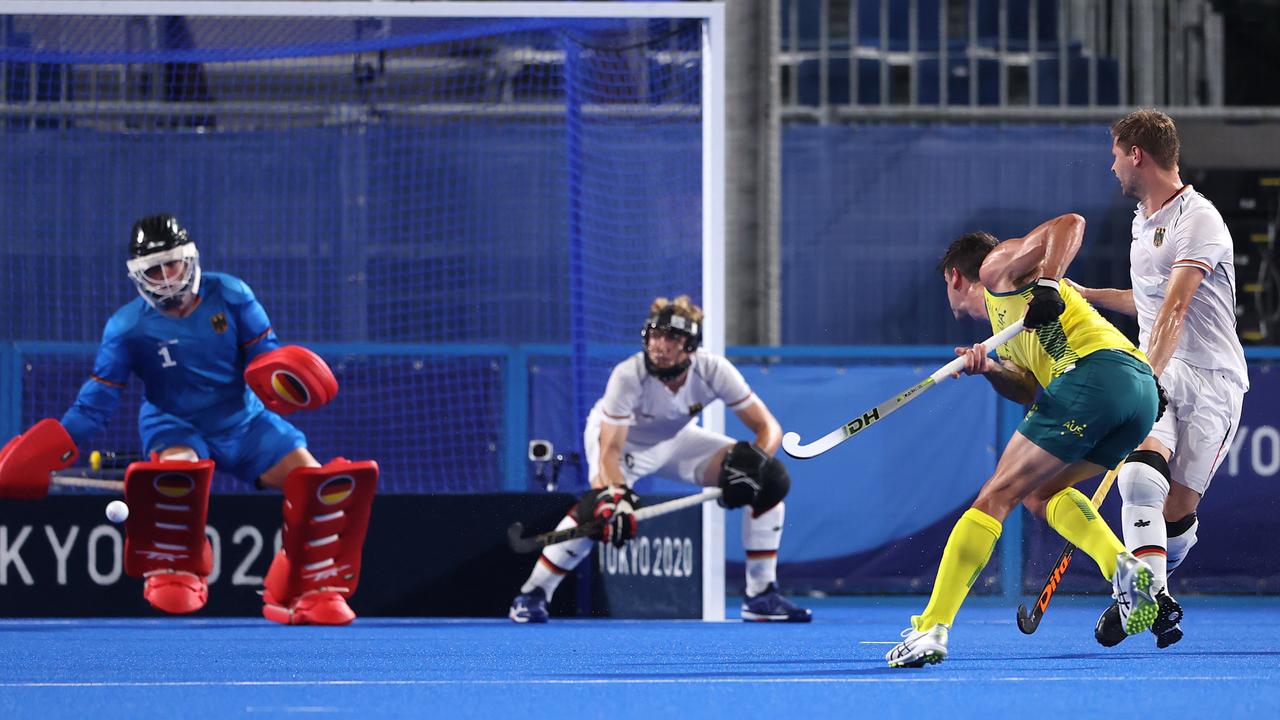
687, 402, 704, 416
1153, 228, 1165, 247
210, 312, 228, 334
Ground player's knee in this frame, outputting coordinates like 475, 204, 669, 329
1123, 449, 1170, 480
1020, 490, 1052, 519
972, 479, 1020, 521
750, 456, 790, 515
158, 446, 200, 462
1118, 450, 1170, 507
1166, 511, 1197, 538
259, 447, 319, 489
718, 441, 766, 508
717, 441, 789, 512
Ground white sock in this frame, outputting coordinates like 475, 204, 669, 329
743, 501, 785, 597
1118, 460, 1171, 593
520, 514, 592, 601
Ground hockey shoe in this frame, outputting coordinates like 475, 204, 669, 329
886, 622, 949, 668
509, 588, 549, 624
742, 583, 812, 623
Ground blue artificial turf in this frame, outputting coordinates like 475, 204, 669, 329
1, 596, 1277, 719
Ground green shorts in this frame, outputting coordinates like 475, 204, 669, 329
1018, 350, 1158, 470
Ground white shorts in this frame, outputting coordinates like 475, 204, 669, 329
1149, 356, 1245, 495
584, 418, 733, 488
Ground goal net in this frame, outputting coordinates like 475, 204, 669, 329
0, 2, 724, 497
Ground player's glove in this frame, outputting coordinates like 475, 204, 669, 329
1155, 377, 1169, 423
0, 418, 79, 500
1023, 278, 1066, 330
576, 486, 641, 547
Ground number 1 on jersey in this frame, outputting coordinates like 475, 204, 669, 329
158, 345, 178, 368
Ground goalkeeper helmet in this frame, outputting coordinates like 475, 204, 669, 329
126, 214, 201, 311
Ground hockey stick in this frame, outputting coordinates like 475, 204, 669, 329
50, 451, 190, 493
38, 451, 135, 492
506, 488, 723, 554
782, 319, 1026, 459
49, 450, 134, 492
1015, 462, 1122, 634
89, 450, 140, 471
49, 473, 124, 492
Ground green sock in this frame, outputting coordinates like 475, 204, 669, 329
1045, 487, 1126, 580
914, 507, 1002, 630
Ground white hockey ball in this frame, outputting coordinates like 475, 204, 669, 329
105, 500, 130, 524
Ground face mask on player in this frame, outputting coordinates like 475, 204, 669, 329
642, 309, 701, 380
126, 243, 202, 311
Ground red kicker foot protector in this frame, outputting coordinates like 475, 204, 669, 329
143, 571, 209, 615
263, 589, 356, 626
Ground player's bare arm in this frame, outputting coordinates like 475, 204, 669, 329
979, 213, 1086, 292
734, 400, 782, 455
976, 358, 1038, 406
1144, 266, 1208, 377
595, 420, 630, 489
1066, 279, 1137, 316
950, 341, 1037, 404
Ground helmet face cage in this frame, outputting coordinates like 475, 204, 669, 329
126, 243, 202, 310
641, 307, 702, 353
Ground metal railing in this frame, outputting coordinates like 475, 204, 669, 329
778, 0, 1236, 122
0, 15, 704, 132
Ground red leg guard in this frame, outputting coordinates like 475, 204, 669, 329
262, 458, 378, 626
123, 459, 214, 614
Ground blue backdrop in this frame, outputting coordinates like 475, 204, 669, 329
781, 123, 1139, 345
3, 124, 1140, 347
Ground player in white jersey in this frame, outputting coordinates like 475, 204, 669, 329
508, 295, 811, 623
1071, 109, 1249, 648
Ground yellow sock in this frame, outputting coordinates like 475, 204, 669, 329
1045, 487, 1126, 580
914, 508, 1002, 630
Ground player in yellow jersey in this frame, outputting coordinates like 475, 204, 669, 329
886, 213, 1165, 668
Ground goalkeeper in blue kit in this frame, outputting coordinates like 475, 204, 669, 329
0, 215, 377, 625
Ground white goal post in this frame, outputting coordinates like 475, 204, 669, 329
8, 0, 726, 621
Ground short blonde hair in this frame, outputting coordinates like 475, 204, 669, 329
649, 294, 704, 325
1111, 109, 1180, 171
